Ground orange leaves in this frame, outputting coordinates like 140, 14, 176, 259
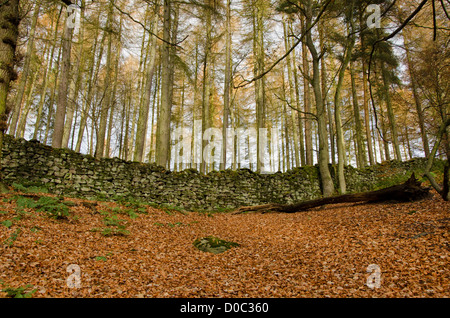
0, 190, 449, 298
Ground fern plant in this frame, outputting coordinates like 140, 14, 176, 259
0, 281, 36, 298
14, 195, 70, 219
91, 213, 129, 236
34, 197, 70, 219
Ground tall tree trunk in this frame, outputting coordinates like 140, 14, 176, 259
135, 6, 158, 162
9, 3, 39, 137
33, 7, 62, 140
350, 60, 366, 168
156, 0, 173, 168
75, 17, 103, 153
334, 37, 353, 194
0, 0, 20, 192
17, 68, 37, 137
381, 60, 402, 160
283, 18, 300, 168
105, 29, 122, 159
283, 104, 290, 171
95, 1, 114, 158
62, 0, 86, 149
359, 12, 375, 165
190, 42, 200, 170
301, 15, 313, 166
380, 105, 390, 161
319, 20, 334, 167
123, 85, 132, 160
52, 7, 74, 148
44, 41, 62, 145
403, 34, 430, 157
334, 1, 357, 194
289, 20, 306, 167
254, 0, 266, 172
148, 62, 161, 163
304, 0, 334, 197
200, 0, 213, 173
221, 0, 232, 171
281, 72, 290, 171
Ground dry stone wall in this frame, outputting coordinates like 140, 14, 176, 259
1, 135, 434, 211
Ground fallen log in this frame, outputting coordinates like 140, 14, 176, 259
232, 173, 431, 214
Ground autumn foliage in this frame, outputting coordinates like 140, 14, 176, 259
0, 188, 448, 298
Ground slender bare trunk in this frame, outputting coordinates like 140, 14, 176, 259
95, 1, 114, 158
381, 60, 402, 160
301, 15, 313, 166
283, 18, 300, 168
304, 0, 334, 196
350, 60, 366, 168
403, 35, 430, 157
52, 8, 73, 148
9, 3, 39, 137
135, 7, 158, 162
221, 0, 232, 171
156, 0, 173, 168
33, 7, 62, 140
359, 13, 375, 165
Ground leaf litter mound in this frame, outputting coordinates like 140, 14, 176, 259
0, 190, 448, 298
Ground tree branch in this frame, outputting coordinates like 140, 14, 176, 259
234, 0, 333, 89
274, 93, 318, 121
111, 1, 187, 49
440, 0, 450, 20
297, 64, 313, 84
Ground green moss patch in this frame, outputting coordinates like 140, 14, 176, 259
193, 236, 239, 254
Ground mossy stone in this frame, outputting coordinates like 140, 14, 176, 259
193, 236, 239, 254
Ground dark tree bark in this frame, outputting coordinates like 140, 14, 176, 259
233, 173, 431, 214
0, 0, 20, 193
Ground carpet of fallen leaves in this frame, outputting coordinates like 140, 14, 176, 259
0, 190, 448, 298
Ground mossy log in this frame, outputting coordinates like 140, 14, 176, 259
232, 173, 431, 214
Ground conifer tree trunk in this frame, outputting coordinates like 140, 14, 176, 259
381, 60, 402, 161
200, 0, 213, 173
44, 44, 62, 145
75, 18, 103, 153
304, 0, 334, 197
350, 60, 366, 167
95, 0, 114, 158
221, 0, 232, 171
289, 19, 306, 167
52, 6, 73, 149
17, 69, 37, 137
156, 0, 173, 168
403, 34, 430, 157
254, 0, 266, 172
62, 0, 86, 149
283, 18, 300, 168
135, 6, 158, 163
301, 15, 313, 166
359, 12, 375, 166
9, 3, 39, 137
33, 7, 62, 140
334, 3, 356, 194
319, 20, 334, 167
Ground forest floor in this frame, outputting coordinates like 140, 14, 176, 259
0, 188, 449, 298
